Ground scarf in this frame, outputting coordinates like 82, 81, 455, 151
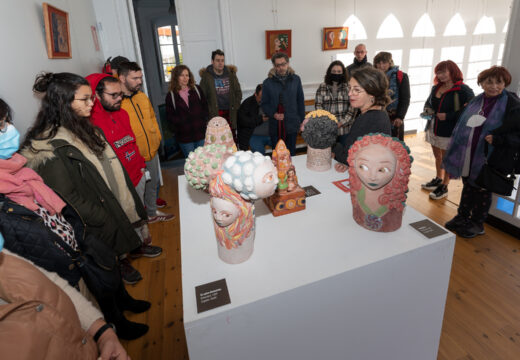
353, 56, 368, 66
443, 92, 508, 182
386, 66, 400, 111
0, 153, 66, 214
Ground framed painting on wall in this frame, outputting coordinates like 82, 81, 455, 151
265, 30, 291, 59
322, 27, 349, 51
42, 3, 71, 58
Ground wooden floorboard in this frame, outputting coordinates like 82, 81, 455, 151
122, 133, 520, 360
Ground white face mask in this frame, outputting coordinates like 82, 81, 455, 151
0, 123, 20, 160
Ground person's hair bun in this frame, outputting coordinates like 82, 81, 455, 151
33, 72, 55, 93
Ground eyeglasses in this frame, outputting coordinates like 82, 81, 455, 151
103, 91, 124, 100
346, 86, 365, 95
275, 62, 288, 68
74, 96, 95, 105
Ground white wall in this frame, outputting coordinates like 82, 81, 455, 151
0, 0, 105, 137
175, 0, 511, 132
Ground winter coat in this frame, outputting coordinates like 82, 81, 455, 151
346, 57, 372, 79
0, 194, 118, 287
199, 65, 242, 129
20, 128, 145, 256
121, 91, 162, 161
0, 251, 98, 359
165, 85, 209, 143
237, 94, 263, 150
424, 81, 474, 137
385, 68, 411, 121
314, 82, 357, 135
87, 73, 146, 187
261, 67, 305, 138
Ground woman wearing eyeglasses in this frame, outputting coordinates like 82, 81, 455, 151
332, 67, 392, 172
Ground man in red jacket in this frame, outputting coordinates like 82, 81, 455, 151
86, 73, 162, 284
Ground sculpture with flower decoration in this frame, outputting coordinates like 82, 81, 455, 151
184, 143, 235, 191
347, 133, 413, 232
265, 140, 306, 216
301, 110, 338, 171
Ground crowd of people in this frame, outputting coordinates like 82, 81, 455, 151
0, 43, 519, 358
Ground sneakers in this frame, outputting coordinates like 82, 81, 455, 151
129, 244, 163, 259
430, 184, 448, 200
148, 210, 175, 224
120, 258, 142, 285
156, 197, 167, 208
422, 177, 442, 191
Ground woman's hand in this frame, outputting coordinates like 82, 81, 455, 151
334, 163, 348, 173
97, 328, 130, 360
437, 113, 447, 121
485, 135, 493, 144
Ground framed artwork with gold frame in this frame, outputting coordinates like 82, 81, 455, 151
43, 3, 71, 59
265, 30, 291, 59
322, 27, 349, 51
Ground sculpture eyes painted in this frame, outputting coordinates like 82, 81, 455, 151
354, 144, 396, 190
253, 161, 278, 198
210, 197, 239, 227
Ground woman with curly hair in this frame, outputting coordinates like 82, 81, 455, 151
347, 133, 412, 232
166, 64, 209, 157
333, 67, 392, 172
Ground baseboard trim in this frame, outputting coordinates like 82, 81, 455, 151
486, 214, 520, 239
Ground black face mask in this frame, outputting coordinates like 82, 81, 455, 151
330, 73, 345, 83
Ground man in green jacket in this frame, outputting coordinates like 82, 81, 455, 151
199, 49, 242, 142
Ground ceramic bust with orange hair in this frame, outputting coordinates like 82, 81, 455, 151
347, 133, 412, 232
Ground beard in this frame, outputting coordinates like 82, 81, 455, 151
100, 97, 121, 112
126, 82, 141, 93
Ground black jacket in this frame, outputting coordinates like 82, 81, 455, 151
237, 95, 263, 150
488, 91, 520, 174
425, 82, 474, 137
21, 132, 145, 256
390, 71, 411, 120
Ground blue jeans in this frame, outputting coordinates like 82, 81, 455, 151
249, 135, 272, 155
270, 133, 297, 156
179, 140, 205, 158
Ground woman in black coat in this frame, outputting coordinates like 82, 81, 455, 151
421, 60, 474, 200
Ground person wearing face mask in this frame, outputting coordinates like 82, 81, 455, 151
443, 66, 520, 238
314, 60, 358, 146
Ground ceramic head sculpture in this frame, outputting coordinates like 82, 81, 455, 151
205, 116, 237, 152
301, 110, 338, 171
271, 139, 293, 185
209, 173, 255, 264
347, 133, 412, 232
184, 143, 234, 191
221, 150, 278, 200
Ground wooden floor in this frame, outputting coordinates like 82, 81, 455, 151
122, 133, 520, 360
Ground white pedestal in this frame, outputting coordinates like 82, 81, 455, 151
180, 155, 455, 360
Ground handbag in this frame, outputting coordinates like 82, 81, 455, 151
475, 142, 517, 196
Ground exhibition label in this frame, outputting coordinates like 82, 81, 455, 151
195, 278, 231, 313
409, 219, 448, 239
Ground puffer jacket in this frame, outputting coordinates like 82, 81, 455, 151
261, 67, 305, 138
20, 128, 145, 256
0, 194, 118, 286
121, 91, 162, 161
0, 251, 98, 359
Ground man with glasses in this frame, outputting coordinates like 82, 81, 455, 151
346, 44, 372, 79
261, 52, 305, 155
86, 73, 162, 283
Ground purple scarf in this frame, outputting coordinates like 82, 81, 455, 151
443, 92, 508, 181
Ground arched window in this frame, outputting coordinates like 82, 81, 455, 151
443, 13, 467, 36
376, 14, 404, 39
412, 14, 435, 37
473, 16, 496, 34
343, 15, 368, 40
503, 20, 509, 33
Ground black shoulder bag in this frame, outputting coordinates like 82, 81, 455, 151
475, 142, 516, 196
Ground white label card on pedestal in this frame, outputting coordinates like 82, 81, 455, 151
195, 278, 231, 313
409, 219, 448, 239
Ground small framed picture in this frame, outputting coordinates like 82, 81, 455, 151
265, 30, 291, 59
43, 3, 72, 59
322, 27, 349, 51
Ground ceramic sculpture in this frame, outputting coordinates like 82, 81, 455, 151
347, 133, 412, 232
301, 110, 338, 171
184, 143, 234, 191
208, 150, 278, 264
204, 116, 237, 152
265, 140, 306, 216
